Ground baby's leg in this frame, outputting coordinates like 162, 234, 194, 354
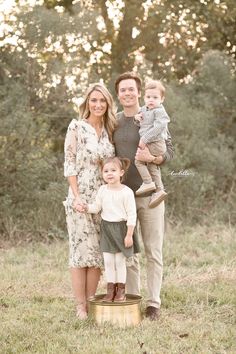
148, 163, 163, 190
147, 141, 168, 208
135, 158, 152, 184
148, 140, 166, 189
135, 158, 156, 196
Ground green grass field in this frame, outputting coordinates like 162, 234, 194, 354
1, 223, 235, 354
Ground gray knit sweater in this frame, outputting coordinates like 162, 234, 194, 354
138, 104, 170, 144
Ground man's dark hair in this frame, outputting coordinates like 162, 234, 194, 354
115, 72, 142, 94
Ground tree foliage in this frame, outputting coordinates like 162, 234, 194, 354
164, 51, 235, 222
42, 0, 236, 81
0, 1, 235, 241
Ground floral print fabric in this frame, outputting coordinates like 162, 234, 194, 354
63, 119, 115, 268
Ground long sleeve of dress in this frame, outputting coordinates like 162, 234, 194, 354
123, 189, 137, 226
87, 187, 103, 214
64, 119, 78, 177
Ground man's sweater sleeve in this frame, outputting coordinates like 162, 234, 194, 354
162, 129, 174, 164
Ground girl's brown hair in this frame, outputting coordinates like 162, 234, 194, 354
101, 157, 131, 181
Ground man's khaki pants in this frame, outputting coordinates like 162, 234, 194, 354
126, 196, 165, 308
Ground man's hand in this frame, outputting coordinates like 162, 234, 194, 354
135, 146, 164, 165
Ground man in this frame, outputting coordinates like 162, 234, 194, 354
113, 72, 173, 320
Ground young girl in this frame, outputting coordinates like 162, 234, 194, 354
78, 156, 139, 302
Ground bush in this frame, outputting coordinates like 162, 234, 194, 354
164, 51, 236, 224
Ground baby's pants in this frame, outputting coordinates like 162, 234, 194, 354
135, 140, 166, 188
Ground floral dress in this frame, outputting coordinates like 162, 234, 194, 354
63, 119, 115, 268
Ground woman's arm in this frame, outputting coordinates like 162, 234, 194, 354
67, 176, 83, 211
64, 120, 84, 209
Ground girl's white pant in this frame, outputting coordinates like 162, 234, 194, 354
103, 252, 126, 283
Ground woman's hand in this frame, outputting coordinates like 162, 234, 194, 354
77, 203, 88, 213
135, 146, 164, 165
73, 197, 87, 213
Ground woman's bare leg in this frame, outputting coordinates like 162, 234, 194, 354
70, 267, 87, 318
86, 267, 101, 300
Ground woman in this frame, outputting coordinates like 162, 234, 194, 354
63, 83, 116, 319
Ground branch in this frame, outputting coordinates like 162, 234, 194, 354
96, 0, 115, 39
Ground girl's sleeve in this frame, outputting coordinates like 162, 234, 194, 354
87, 186, 103, 214
64, 119, 78, 177
124, 189, 137, 226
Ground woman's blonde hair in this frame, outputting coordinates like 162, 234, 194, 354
79, 83, 117, 142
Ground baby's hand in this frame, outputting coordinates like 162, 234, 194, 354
134, 112, 143, 123
124, 235, 133, 248
138, 140, 146, 150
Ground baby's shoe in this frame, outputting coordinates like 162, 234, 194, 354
135, 182, 156, 196
149, 189, 167, 208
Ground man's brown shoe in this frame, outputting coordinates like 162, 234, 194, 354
145, 306, 160, 320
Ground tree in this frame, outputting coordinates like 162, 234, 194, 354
0, 2, 235, 241
41, 0, 236, 82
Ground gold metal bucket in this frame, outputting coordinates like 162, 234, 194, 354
88, 294, 142, 327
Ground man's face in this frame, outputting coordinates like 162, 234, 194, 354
117, 79, 141, 108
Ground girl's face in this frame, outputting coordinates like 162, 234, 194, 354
88, 90, 108, 119
102, 162, 124, 185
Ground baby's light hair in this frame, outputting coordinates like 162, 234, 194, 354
145, 80, 165, 98
101, 156, 130, 182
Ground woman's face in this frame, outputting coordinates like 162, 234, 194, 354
88, 90, 108, 119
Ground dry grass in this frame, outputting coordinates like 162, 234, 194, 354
0, 223, 235, 354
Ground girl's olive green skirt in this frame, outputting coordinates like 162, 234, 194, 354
100, 219, 140, 258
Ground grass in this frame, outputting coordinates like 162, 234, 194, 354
0, 223, 235, 354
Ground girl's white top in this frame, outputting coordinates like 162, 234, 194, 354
87, 184, 137, 226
